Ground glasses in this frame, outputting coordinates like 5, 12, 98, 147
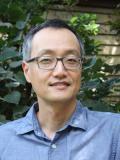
26, 55, 82, 70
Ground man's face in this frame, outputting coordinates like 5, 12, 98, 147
22, 27, 82, 103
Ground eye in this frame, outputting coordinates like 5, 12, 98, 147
65, 57, 78, 64
38, 57, 54, 64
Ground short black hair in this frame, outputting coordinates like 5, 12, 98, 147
22, 19, 85, 60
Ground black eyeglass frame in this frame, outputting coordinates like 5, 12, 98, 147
26, 56, 83, 70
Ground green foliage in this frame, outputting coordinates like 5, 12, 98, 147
109, 3, 120, 35
69, 14, 120, 112
0, 1, 120, 124
0, 0, 50, 123
69, 14, 101, 55
63, 0, 77, 6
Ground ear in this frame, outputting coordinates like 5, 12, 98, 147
22, 61, 31, 83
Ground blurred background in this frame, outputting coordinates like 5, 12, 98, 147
0, 0, 120, 123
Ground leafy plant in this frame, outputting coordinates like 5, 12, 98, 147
69, 14, 120, 111
0, 1, 120, 124
0, 0, 50, 123
109, 3, 120, 35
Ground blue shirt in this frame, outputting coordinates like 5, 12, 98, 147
0, 101, 120, 160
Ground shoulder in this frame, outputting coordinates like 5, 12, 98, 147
88, 108, 120, 121
83, 107, 120, 131
0, 118, 24, 152
87, 107, 120, 119
0, 118, 24, 134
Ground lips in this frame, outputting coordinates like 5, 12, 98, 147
49, 81, 70, 86
49, 81, 70, 90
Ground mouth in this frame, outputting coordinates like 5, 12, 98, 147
49, 81, 70, 90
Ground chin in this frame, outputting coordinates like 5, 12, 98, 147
48, 95, 76, 103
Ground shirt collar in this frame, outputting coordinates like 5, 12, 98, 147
16, 101, 88, 135
68, 101, 88, 131
15, 103, 37, 135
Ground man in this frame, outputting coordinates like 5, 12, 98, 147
0, 19, 120, 160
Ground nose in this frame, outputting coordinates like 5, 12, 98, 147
52, 60, 67, 78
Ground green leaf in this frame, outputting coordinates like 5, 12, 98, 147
0, 114, 6, 122
5, 82, 20, 88
13, 105, 29, 119
14, 71, 26, 85
0, 67, 7, 74
0, 47, 19, 61
0, 70, 14, 80
16, 21, 26, 30
82, 79, 100, 89
13, 31, 23, 41
7, 3, 26, 22
0, 21, 13, 28
81, 99, 114, 112
0, 91, 21, 104
70, 16, 78, 24
9, 60, 22, 68
84, 56, 97, 70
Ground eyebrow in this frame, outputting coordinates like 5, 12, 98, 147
37, 49, 54, 56
37, 49, 80, 57
65, 50, 80, 56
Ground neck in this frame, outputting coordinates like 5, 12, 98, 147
36, 98, 77, 140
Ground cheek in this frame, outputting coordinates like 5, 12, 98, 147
29, 74, 46, 94
72, 71, 81, 81
29, 69, 50, 87
73, 72, 81, 89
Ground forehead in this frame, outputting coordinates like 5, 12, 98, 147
31, 27, 80, 57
